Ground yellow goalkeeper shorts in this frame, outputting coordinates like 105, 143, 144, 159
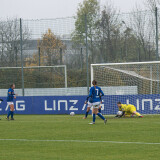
129, 106, 136, 113
125, 111, 131, 115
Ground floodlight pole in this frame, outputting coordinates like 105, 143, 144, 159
85, 14, 89, 94
38, 47, 41, 66
150, 65, 153, 94
64, 65, 67, 88
155, 7, 159, 94
20, 18, 24, 96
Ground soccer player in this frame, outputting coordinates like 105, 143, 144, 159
83, 96, 102, 119
0, 99, 3, 120
6, 83, 17, 120
116, 102, 143, 118
88, 80, 107, 125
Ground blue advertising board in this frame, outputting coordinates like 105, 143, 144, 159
0, 95, 160, 115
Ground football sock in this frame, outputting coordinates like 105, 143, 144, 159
85, 111, 89, 118
97, 113, 105, 120
93, 114, 96, 123
11, 111, 14, 118
7, 111, 11, 118
135, 112, 141, 117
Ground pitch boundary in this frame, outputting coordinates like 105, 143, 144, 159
0, 139, 160, 145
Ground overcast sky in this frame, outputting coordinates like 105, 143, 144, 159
1, 0, 145, 20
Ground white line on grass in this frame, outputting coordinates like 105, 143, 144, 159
0, 139, 160, 145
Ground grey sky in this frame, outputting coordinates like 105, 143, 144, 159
1, 0, 145, 20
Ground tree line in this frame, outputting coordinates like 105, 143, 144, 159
71, 0, 159, 69
0, 0, 160, 88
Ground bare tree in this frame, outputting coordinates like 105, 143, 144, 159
145, 0, 160, 11
0, 18, 30, 67
130, 5, 155, 61
94, 2, 121, 62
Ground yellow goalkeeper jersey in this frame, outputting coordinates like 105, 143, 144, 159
119, 104, 135, 112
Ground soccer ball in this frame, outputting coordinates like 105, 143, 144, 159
70, 112, 75, 116
117, 111, 123, 116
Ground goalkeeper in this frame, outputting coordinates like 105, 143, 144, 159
116, 102, 143, 118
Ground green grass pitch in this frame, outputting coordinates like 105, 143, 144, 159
0, 115, 160, 160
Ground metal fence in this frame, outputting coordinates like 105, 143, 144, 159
0, 8, 159, 94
